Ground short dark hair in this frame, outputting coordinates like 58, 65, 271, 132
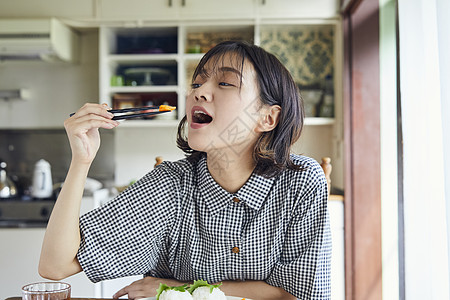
177, 40, 304, 177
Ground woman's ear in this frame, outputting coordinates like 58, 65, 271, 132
257, 105, 281, 132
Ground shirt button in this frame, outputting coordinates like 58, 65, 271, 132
232, 197, 240, 203
232, 247, 240, 253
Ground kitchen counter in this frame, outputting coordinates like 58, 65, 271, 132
0, 220, 49, 228
0, 200, 55, 228
0, 191, 110, 228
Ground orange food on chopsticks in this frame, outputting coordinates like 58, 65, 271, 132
159, 104, 176, 111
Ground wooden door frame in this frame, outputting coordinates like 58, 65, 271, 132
341, 0, 383, 299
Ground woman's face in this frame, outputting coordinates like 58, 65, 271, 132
185, 53, 263, 156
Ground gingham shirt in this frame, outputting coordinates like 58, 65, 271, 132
77, 154, 331, 299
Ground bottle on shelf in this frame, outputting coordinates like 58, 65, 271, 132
319, 74, 334, 118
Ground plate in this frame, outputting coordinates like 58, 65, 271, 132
139, 297, 248, 300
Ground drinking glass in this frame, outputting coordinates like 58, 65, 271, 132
22, 282, 71, 300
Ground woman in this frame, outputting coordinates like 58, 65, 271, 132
39, 41, 331, 300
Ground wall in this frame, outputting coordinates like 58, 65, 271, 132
114, 126, 184, 186
113, 125, 336, 188
293, 125, 334, 167
0, 30, 99, 128
0, 30, 117, 188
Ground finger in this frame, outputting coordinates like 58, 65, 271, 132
75, 116, 119, 130
71, 103, 114, 120
113, 285, 129, 299
127, 291, 148, 300
128, 288, 150, 300
66, 113, 119, 131
114, 278, 154, 300
112, 286, 147, 300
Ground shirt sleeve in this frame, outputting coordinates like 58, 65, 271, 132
265, 162, 332, 299
77, 163, 179, 283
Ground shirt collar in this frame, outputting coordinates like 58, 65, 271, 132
234, 171, 276, 211
196, 154, 276, 215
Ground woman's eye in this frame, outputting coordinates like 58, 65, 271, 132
191, 83, 201, 89
219, 82, 234, 87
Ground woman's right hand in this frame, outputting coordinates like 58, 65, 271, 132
39, 102, 119, 281
64, 103, 119, 165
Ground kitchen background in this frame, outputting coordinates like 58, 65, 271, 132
0, 25, 342, 188
0, 0, 344, 299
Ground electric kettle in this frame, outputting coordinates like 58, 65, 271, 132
32, 159, 53, 198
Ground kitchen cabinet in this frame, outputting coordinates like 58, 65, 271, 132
177, 0, 255, 20
0, 0, 340, 23
257, 0, 340, 19
0, 228, 100, 299
97, 0, 255, 21
0, 0, 94, 19
0, 196, 100, 300
99, 26, 181, 127
97, 0, 180, 21
95, 0, 340, 22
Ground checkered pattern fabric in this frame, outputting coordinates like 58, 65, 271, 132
77, 154, 331, 299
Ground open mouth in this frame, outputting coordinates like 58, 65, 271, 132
192, 109, 213, 124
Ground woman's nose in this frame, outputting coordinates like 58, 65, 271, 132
194, 83, 212, 102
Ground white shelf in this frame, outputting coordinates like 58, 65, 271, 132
109, 86, 178, 94
100, 25, 338, 130
304, 117, 335, 126
108, 54, 179, 64
183, 53, 205, 61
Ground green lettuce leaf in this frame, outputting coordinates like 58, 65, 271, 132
187, 279, 223, 294
156, 283, 189, 300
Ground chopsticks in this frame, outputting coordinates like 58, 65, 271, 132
69, 104, 176, 121
108, 104, 176, 120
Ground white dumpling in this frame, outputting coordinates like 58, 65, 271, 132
159, 289, 194, 300
192, 286, 226, 300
